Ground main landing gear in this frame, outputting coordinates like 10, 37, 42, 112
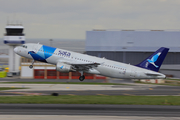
79, 71, 85, 81
29, 60, 35, 69
79, 75, 85, 81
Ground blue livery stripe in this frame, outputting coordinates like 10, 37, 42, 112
28, 51, 47, 62
42, 45, 56, 59
29, 45, 56, 62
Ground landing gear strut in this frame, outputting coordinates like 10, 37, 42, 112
29, 60, 35, 69
79, 71, 85, 81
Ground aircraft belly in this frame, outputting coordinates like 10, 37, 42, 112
96, 67, 111, 77
97, 67, 125, 78
23, 53, 32, 59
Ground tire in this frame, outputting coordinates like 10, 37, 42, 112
29, 65, 33, 69
79, 75, 85, 81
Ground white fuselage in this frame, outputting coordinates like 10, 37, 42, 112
14, 43, 166, 79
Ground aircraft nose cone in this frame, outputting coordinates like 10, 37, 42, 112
14, 47, 18, 53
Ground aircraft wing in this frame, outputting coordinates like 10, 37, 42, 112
70, 63, 100, 71
57, 60, 101, 71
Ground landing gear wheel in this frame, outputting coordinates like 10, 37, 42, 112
79, 75, 85, 81
29, 60, 35, 69
29, 65, 33, 69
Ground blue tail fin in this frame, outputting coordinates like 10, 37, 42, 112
136, 47, 169, 72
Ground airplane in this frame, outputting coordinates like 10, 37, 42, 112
14, 43, 169, 81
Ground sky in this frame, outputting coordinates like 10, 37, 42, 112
0, 0, 180, 39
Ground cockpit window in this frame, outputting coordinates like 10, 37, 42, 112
21, 45, 27, 48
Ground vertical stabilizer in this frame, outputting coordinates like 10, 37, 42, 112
136, 47, 169, 72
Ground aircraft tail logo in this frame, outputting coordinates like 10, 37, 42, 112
136, 47, 169, 72
147, 52, 161, 68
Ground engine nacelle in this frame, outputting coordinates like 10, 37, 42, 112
56, 62, 73, 72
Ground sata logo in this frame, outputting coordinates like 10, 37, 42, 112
58, 50, 71, 57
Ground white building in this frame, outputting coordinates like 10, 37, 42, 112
3, 24, 25, 76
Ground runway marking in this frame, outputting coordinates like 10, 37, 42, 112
173, 89, 180, 91
125, 90, 136, 92
0, 91, 46, 96
123, 93, 134, 96
66, 87, 69, 89
149, 88, 153, 90
49, 84, 55, 87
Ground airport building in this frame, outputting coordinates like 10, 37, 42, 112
86, 30, 180, 78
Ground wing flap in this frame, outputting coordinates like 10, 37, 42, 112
71, 63, 100, 71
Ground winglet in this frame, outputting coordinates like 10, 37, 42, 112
136, 47, 169, 72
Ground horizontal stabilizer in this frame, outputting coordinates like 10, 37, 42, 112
145, 72, 162, 76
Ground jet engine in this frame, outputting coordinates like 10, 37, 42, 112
56, 62, 74, 72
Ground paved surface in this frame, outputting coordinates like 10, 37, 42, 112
0, 84, 135, 91
1, 115, 180, 120
0, 104, 180, 117
0, 83, 180, 96
0, 78, 134, 83
0, 79, 180, 119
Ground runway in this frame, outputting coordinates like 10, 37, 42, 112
0, 83, 180, 96
0, 104, 180, 117
0, 79, 180, 119
1, 115, 179, 120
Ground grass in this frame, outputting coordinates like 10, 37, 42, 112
0, 95, 179, 105
135, 81, 180, 86
165, 78, 180, 81
0, 87, 27, 91
1, 82, 128, 85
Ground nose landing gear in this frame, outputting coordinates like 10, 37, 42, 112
29, 65, 33, 69
29, 60, 35, 69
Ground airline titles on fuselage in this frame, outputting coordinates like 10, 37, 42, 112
39, 48, 127, 74
58, 50, 71, 57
